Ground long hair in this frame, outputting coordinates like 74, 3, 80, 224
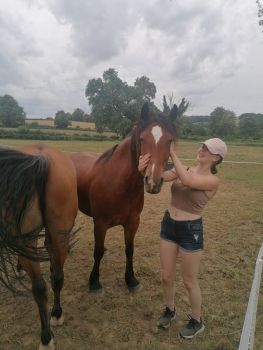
0, 148, 50, 290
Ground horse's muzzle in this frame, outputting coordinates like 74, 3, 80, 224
144, 176, 164, 194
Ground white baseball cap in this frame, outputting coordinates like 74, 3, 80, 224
202, 138, 227, 158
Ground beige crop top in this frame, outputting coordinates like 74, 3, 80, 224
170, 173, 215, 215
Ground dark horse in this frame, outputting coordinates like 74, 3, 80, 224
71, 103, 178, 292
0, 144, 78, 350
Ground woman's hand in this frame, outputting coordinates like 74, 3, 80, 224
170, 141, 176, 157
138, 153, 151, 175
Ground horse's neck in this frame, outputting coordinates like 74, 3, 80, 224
107, 137, 141, 181
116, 136, 137, 165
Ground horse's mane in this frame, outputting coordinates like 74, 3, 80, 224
96, 144, 119, 163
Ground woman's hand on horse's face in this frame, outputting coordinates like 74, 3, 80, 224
170, 142, 176, 156
138, 153, 151, 174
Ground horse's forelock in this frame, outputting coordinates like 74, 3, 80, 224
137, 112, 177, 137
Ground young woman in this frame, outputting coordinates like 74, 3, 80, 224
138, 138, 227, 339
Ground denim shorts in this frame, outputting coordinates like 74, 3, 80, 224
160, 210, 204, 252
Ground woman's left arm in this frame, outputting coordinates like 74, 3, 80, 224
170, 144, 219, 191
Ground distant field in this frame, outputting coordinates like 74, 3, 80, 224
0, 139, 262, 350
26, 118, 96, 129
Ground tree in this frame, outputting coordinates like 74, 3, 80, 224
71, 108, 86, 121
209, 107, 237, 137
85, 68, 157, 134
0, 94, 26, 127
257, 0, 263, 26
238, 113, 263, 139
54, 110, 71, 128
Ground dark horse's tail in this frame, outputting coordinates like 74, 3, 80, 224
0, 148, 50, 289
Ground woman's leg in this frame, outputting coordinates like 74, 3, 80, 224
160, 239, 179, 310
180, 249, 203, 321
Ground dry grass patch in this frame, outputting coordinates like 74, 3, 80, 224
0, 140, 262, 350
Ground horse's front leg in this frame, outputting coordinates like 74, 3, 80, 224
89, 221, 107, 291
19, 256, 54, 350
124, 216, 141, 291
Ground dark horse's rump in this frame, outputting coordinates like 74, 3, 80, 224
71, 103, 178, 292
0, 144, 78, 349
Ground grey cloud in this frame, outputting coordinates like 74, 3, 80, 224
46, 0, 141, 64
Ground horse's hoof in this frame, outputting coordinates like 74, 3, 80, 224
89, 280, 103, 292
50, 315, 64, 327
128, 283, 143, 293
16, 270, 27, 279
89, 286, 104, 295
38, 338, 55, 350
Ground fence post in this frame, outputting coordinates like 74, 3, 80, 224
238, 243, 263, 350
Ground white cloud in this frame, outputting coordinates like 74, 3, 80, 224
0, 0, 262, 117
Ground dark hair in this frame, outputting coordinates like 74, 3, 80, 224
210, 156, 223, 174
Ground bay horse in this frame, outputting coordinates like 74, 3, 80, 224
71, 102, 178, 292
0, 144, 78, 350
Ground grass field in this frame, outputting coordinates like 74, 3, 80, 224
0, 139, 262, 350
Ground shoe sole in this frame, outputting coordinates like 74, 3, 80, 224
179, 324, 205, 339
157, 315, 176, 329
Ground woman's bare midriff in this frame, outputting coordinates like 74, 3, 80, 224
168, 204, 201, 221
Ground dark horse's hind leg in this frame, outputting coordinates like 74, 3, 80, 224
89, 221, 107, 291
16, 258, 26, 278
45, 229, 69, 327
19, 256, 54, 350
124, 217, 140, 290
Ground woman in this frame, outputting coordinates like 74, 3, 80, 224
138, 138, 227, 339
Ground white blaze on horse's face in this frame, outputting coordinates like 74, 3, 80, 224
151, 125, 163, 144
151, 125, 163, 174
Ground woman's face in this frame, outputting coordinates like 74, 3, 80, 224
196, 144, 218, 164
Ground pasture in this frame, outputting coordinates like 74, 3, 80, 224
0, 139, 262, 350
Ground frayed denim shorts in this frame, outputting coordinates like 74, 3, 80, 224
160, 210, 204, 252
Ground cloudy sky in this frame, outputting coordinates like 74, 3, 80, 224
0, 0, 262, 118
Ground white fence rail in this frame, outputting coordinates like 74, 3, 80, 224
238, 243, 263, 350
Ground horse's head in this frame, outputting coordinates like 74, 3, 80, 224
135, 103, 178, 194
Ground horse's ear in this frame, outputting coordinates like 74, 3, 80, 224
169, 104, 178, 122
140, 102, 150, 121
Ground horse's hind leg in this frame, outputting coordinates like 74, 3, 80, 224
89, 221, 107, 291
45, 229, 69, 327
19, 256, 54, 350
124, 216, 141, 291
16, 257, 26, 278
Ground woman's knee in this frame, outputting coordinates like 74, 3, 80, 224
161, 270, 174, 285
182, 276, 199, 291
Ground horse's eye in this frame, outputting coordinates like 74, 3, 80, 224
139, 138, 144, 144
168, 139, 173, 144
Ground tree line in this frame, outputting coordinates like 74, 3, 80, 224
1, 68, 263, 141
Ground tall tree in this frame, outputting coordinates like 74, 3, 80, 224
239, 113, 263, 139
85, 68, 157, 134
0, 95, 26, 127
209, 107, 237, 137
257, 0, 263, 26
54, 110, 71, 128
71, 108, 86, 121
